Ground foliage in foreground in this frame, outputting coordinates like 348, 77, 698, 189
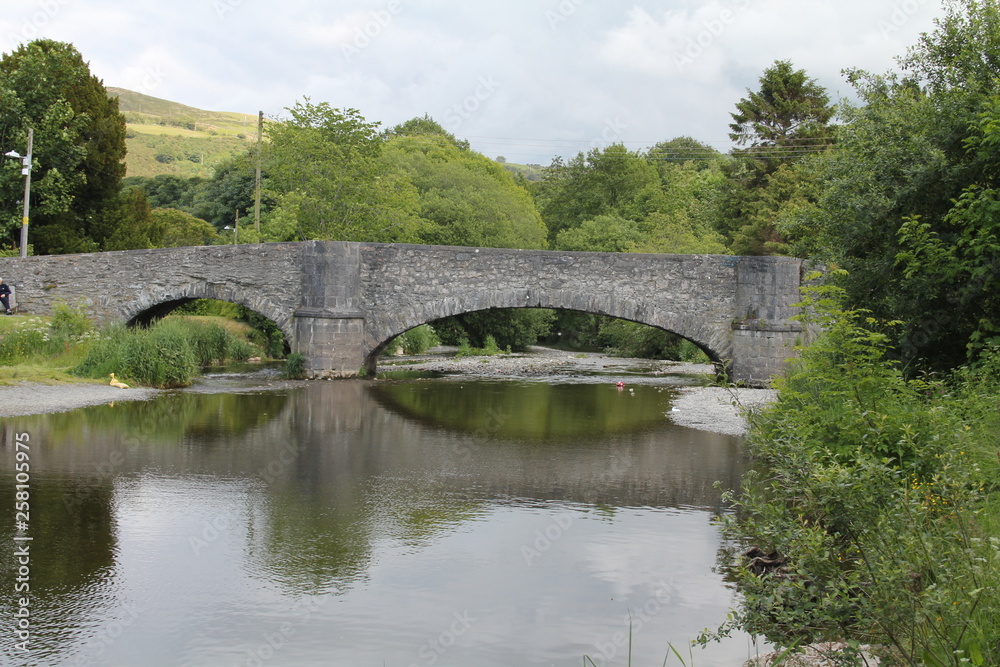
710, 280, 1000, 666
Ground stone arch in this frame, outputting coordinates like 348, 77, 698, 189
118, 282, 295, 344
363, 290, 730, 373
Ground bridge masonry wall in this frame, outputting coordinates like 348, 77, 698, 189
0, 244, 305, 340
0, 242, 811, 385
356, 244, 808, 384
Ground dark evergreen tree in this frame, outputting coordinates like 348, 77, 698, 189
0, 39, 126, 254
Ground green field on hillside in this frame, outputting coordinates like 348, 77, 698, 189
110, 87, 258, 178
110, 87, 542, 180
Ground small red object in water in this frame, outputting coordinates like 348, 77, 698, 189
616, 381, 625, 388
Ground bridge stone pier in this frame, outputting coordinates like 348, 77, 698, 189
0, 241, 814, 385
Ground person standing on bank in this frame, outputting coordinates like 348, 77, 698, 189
0, 277, 12, 315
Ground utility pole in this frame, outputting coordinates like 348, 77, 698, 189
254, 110, 263, 232
19, 128, 32, 258
234, 209, 239, 245
4, 129, 34, 258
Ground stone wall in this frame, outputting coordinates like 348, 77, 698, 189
0, 243, 305, 341
0, 242, 811, 385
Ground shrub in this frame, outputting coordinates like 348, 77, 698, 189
72, 320, 199, 388
391, 324, 440, 355
708, 279, 1000, 665
284, 352, 305, 379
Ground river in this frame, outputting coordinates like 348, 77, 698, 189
1, 359, 766, 666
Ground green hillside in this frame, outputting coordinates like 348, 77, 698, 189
109, 88, 544, 180
109, 87, 258, 178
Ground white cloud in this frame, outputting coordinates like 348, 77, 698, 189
0, 0, 944, 161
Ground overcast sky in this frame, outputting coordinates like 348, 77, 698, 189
1, 0, 942, 164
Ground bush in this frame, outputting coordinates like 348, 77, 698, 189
284, 352, 305, 379
709, 280, 1000, 665
598, 319, 708, 361
0, 304, 97, 365
433, 309, 553, 351
72, 320, 199, 388
390, 324, 440, 355
176, 319, 255, 365
71, 316, 260, 387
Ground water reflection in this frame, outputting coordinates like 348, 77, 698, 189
1, 379, 759, 666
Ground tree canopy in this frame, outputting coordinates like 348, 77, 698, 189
261, 100, 422, 243
0, 39, 126, 254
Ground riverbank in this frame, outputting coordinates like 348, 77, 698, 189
0, 380, 160, 417
382, 346, 777, 436
2, 348, 778, 436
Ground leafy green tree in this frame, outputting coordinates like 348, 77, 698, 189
647, 136, 721, 171
535, 144, 661, 242
152, 208, 222, 247
715, 61, 834, 255
383, 114, 470, 149
262, 100, 421, 243
728, 59, 835, 171
0, 40, 126, 254
554, 214, 643, 252
97, 187, 161, 251
810, 0, 1000, 369
384, 132, 547, 249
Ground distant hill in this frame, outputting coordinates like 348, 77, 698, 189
109, 87, 258, 179
109, 87, 545, 182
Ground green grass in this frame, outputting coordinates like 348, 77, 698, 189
110, 87, 259, 136
109, 86, 260, 178
123, 129, 252, 178
1, 308, 265, 387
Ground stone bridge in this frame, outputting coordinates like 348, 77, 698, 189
0, 241, 813, 385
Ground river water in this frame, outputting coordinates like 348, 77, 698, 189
1, 368, 765, 666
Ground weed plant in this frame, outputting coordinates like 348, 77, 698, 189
708, 277, 1000, 666
455, 334, 507, 357
0, 304, 97, 365
283, 352, 305, 379
72, 316, 261, 387
391, 324, 440, 355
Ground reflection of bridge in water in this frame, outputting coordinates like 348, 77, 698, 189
3, 379, 746, 663
0, 241, 813, 384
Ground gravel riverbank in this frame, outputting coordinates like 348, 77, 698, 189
382, 346, 777, 436
2, 348, 778, 435
0, 381, 159, 417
